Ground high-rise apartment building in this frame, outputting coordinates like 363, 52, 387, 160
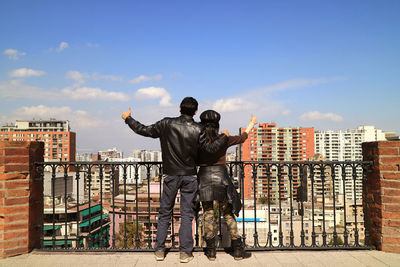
239, 123, 314, 200
315, 126, 386, 161
130, 149, 162, 162
314, 125, 387, 200
0, 119, 76, 162
98, 148, 123, 160
130, 150, 162, 183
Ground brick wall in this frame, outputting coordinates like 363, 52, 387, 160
0, 141, 44, 258
363, 140, 400, 253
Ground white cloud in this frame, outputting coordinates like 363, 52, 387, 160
3, 49, 26, 60
56, 42, 69, 52
0, 80, 58, 99
66, 70, 124, 84
0, 80, 128, 102
65, 70, 88, 85
130, 74, 162, 84
86, 42, 100, 48
9, 68, 46, 78
92, 72, 123, 82
61, 86, 129, 101
134, 87, 172, 107
260, 77, 346, 93
12, 105, 102, 128
234, 77, 348, 104
212, 97, 257, 113
299, 111, 344, 122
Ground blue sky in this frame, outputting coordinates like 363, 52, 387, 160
1, 0, 399, 154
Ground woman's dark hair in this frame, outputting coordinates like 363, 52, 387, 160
200, 110, 220, 142
180, 97, 198, 116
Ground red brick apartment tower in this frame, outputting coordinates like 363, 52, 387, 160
0, 120, 76, 162
239, 123, 314, 200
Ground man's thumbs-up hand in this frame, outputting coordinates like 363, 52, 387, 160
121, 107, 132, 120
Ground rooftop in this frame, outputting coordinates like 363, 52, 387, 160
1, 250, 399, 266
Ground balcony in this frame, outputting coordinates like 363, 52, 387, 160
1, 250, 399, 266
1, 140, 400, 263
29, 160, 373, 251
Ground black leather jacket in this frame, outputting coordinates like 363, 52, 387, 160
197, 165, 242, 217
125, 115, 229, 175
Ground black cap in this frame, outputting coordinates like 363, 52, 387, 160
200, 110, 221, 123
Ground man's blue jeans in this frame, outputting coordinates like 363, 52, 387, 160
155, 175, 197, 253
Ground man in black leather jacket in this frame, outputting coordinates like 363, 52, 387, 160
121, 97, 228, 263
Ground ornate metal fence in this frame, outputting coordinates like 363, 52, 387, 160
35, 160, 372, 251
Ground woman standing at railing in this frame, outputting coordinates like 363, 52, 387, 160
198, 110, 257, 261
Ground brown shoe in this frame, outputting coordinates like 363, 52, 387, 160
154, 249, 165, 261
180, 251, 194, 263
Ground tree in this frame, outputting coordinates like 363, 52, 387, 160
258, 196, 275, 205
328, 236, 344, 246
115, 219, 144, 248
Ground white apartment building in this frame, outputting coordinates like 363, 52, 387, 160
98, 147, 123, 160
130, 149, 162, 162
315, 126, 386, 200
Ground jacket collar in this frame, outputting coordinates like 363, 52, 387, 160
180, 114, 194, 122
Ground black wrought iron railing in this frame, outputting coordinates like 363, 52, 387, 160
35, 160, 373, 251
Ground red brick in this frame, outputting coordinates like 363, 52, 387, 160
383, 220, 400, 228
385, 204, 400, 212
381, 244, 400, 253
382, 227, 400, 236
3, 148, 29, 156
2, 246, 29, 257
2, 156, 29, 164
383, 173, 400, 180
7, 189, 29, 198
0, 238, 28, 249
0, 205, 29, 215
5, 180, 29, 189
4, 197, 29, 206
378, 165, 399, 172
3, 230, 29, 240
382, 236, 400, 245
383, 188, 400, 196
4, 214, 28, 224
0, 142, 29, 148
0, 164, 30, 173
378, 148, 400, 155
382, 196, 400, 204
382, 211, 400, 220
379, 141, 400, 148
381, 180, 400, 189
381, 157, 400, 164
0, 173, 28, 181
3, 222, 28, 231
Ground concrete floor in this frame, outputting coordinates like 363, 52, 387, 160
1, 250, 400, 267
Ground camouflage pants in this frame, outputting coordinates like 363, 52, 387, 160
202, 201, 240, 240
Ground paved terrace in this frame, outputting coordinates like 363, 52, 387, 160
1, 250, 400, 267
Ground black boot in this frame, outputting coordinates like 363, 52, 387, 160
231, 238, 244, 260
205, 237, 216, 261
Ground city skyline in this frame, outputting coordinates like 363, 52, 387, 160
1, 1, 399, 154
